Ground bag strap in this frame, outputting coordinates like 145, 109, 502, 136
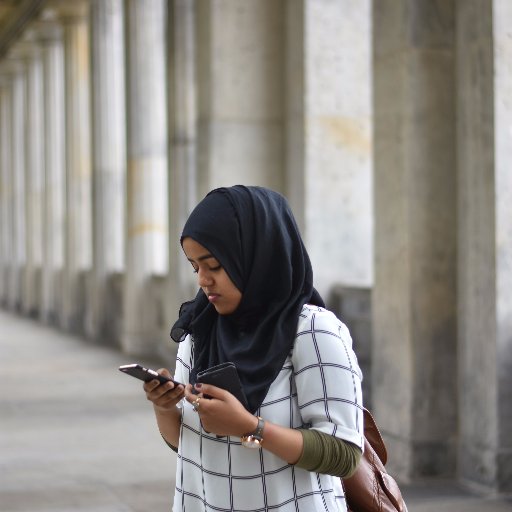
363, 408, 387, 464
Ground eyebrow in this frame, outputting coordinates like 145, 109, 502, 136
187, 253, 215, 263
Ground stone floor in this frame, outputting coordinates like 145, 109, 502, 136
1, 309, 511, 512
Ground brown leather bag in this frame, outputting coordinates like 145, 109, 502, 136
342, 408, 408, 512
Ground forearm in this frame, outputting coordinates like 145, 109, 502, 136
154, 404, 182, 448
256, 419, 304, 464
248, 417, 361, 477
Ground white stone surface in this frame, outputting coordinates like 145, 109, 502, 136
456, 0, 512, 493
39, 20, 66, 324
493, 4, 512, 469
8, 58, 26, 311
196, 0, 285, 197
0, 83, 12, 306
22, 36, 45, 316
167, 0, 199, 323
286, 0, 373, 297
123, 0, 169, 356
87, 0, 126, 342
60, 6, 93, 331
373, 0, 457, 480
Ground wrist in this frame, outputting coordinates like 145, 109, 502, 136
154, 403, 180, 415
241, 416, 265, 449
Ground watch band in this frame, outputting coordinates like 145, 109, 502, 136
241, 416, 265, 448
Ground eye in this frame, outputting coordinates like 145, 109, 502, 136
209, 265, 222, 272
190, 263, 199, 274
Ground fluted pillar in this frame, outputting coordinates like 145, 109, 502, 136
21, 33, 45, 317
0, 81, 12, 307
38, 16, 66, 325
7, 56, 27, 312
88, 0, 126, 343
123, 0, 169, 356
285, 0, 373, 296
457, 0, 512, 493
373, 0, 457, 480
57, 1, 93, 332
167, 0, 198, 324
195, 0, 284, 196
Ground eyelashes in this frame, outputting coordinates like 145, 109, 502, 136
191, 264, 222, 274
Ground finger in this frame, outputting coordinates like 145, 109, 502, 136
143, 379, 162, 393
184, 383, 199, 403
157, 368, 172, 378
194, 383, 229, 401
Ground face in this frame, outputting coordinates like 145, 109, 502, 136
182, 237, 242, 315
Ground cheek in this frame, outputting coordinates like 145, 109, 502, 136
223, 279, 242, 307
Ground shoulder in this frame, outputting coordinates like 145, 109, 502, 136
295, 304, 355, 353
297, 304, 349, 336
293, 304, 361, 379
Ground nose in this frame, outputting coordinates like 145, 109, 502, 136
197, 268, 213, 287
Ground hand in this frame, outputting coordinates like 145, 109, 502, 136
184, 383, 258, 437
143, 368, 185, 412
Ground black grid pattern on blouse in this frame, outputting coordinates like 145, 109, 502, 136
172, 305, 364, 512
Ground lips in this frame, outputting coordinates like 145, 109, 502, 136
206, 292, 219, 302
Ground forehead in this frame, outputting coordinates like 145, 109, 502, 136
182, 237, 216, 260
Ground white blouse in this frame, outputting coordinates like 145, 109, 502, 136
172, 304, 364, 512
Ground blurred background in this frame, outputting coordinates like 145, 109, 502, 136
0, 0, 511, 505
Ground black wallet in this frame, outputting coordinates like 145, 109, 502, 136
196, 362, 249, 409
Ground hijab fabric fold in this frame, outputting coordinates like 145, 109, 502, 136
171, 185, 324, 413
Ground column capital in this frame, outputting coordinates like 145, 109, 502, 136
31, 12, 63, 44
46, 0, 89, 23
6, 39, 34, 62
0, 56, 23, 77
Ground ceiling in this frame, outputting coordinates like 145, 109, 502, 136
0, 0, 43, 58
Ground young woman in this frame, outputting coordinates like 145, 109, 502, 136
143, 185, 364, 511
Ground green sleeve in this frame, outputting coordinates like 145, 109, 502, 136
294, 429, 362, 478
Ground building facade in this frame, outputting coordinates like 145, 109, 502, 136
0, 0, 510, 495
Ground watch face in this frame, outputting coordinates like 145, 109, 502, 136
241, 435, 262, 449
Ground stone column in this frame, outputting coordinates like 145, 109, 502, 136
195, 0, 285, 197
0, 81, 12, 307
123, 0, 169, 356
457, 0, 512, 493
6, 56, 27, 312
57, 1, 92, 332
166, 0, 198, 330
21, 33, 45, 317
87, 0, 126, 343
285, 0, 373, 298
38, 15, 66, 325
372, 0, 457, 480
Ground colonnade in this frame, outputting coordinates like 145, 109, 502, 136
0, 0, 374, 355
0, 0, 510, 495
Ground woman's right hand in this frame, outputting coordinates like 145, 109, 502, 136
143, 368, 185, 412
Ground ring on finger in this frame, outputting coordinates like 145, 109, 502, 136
191, 396, 201, 412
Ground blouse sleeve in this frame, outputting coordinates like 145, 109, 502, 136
173, 334, 193, 409
291, 307, 365, 450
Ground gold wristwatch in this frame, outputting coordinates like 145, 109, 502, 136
241, 417, 265, 448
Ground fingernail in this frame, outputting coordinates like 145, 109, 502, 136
195, 383, 202, 389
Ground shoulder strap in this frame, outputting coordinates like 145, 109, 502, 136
363, 408, 387, 464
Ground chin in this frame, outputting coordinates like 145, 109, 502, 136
214, 305, 236, 316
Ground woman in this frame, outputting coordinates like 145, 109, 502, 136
144, 185, 364, 511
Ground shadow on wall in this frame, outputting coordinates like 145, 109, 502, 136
327, 285, 372, 410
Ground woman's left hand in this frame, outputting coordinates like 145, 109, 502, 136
184, 383, 258, 437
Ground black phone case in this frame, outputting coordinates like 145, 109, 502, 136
196, 362, 249, 409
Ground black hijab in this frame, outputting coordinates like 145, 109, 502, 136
171, 185, 324, 413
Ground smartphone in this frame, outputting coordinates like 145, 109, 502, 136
119, 363, 183, 387
196, 362, 248, 409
